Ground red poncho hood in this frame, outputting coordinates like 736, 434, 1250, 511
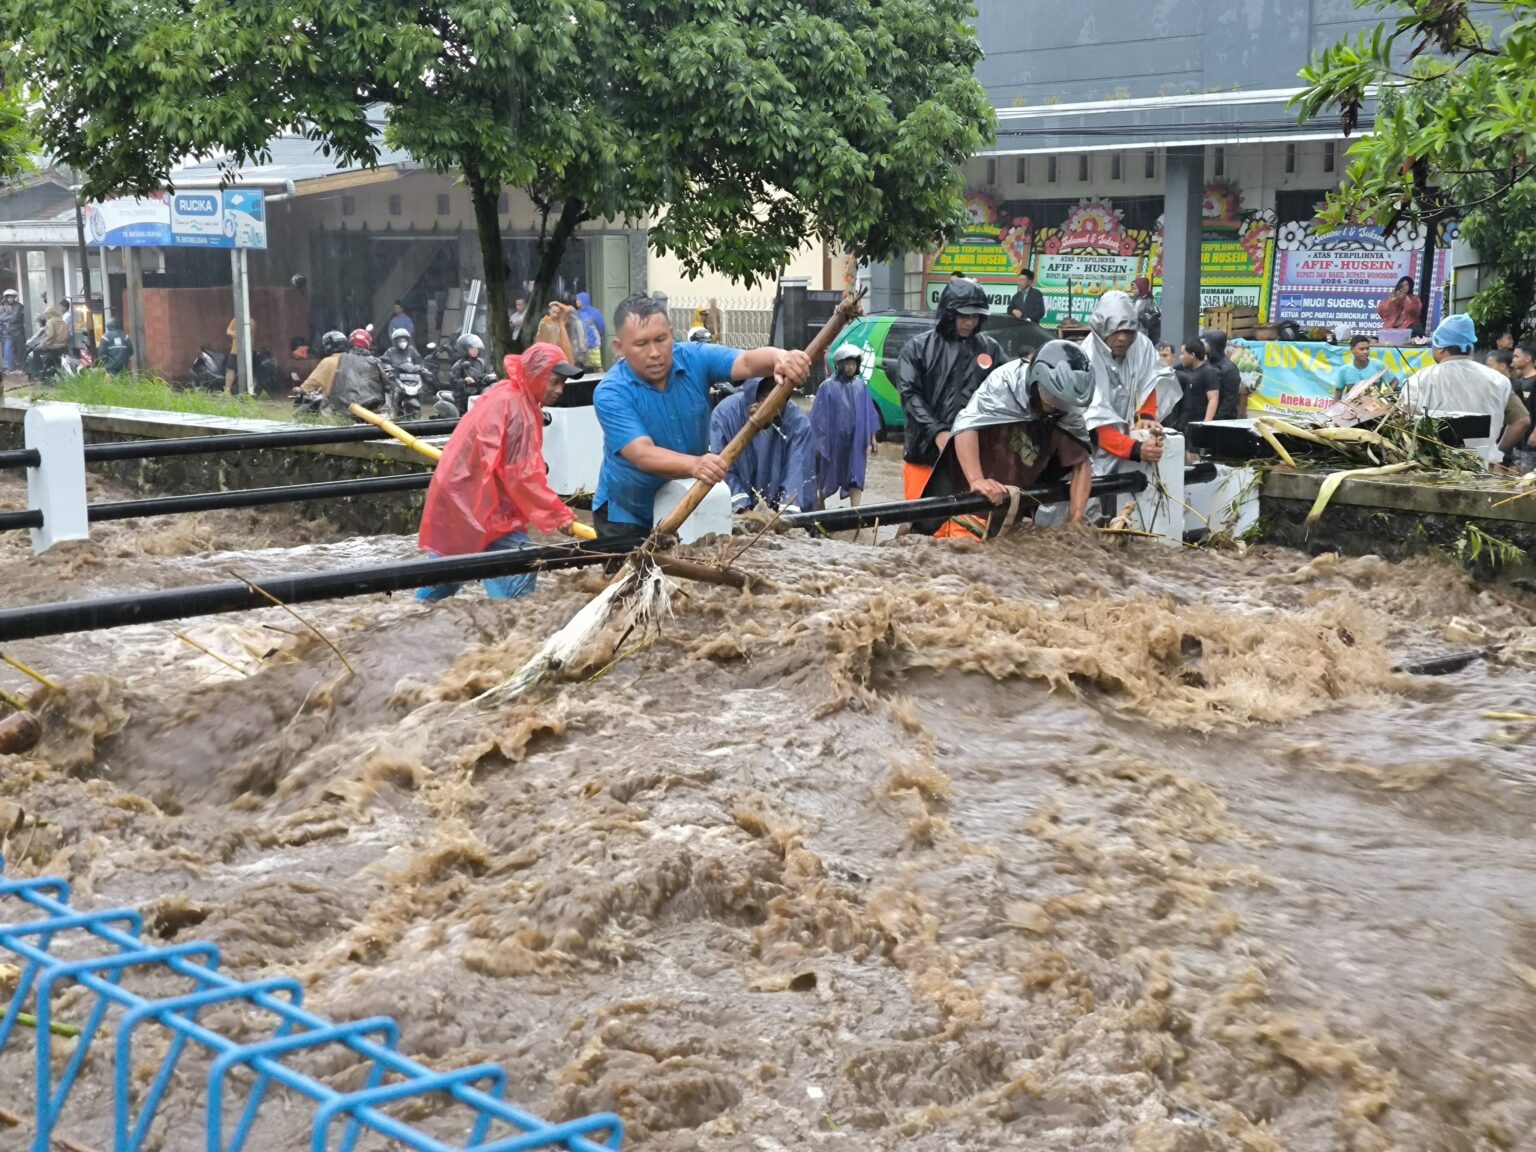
418, 343, 572, 556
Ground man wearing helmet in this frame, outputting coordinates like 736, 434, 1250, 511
325, 328, 391, 415
450, 334, 495, 413
295, 330, 350, 402
810, 343, 880, 508
919, 340, 1097, 533
896, 278, 1005, 505
384, 325, 425, 387
0, 289, 24, 374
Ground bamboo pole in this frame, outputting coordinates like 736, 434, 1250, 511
653, 289, 865, 542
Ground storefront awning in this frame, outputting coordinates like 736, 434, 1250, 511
985, 87, 1377, 155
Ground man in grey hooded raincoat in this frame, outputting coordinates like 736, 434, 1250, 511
1081, 290, 1180, 475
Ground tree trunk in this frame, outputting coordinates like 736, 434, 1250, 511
520, 198, 588, 349
1416, 213, 1440, 336
466, 166, 513, 364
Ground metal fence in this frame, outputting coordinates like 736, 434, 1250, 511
666, 297, 774, 349
0, 854, 622, 1152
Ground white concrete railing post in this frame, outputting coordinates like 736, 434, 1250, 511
25, 406, 90, 555
653, 480, 733, 544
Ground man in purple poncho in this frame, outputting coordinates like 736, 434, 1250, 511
708, 376, 815, 512
810, 343, 881, 507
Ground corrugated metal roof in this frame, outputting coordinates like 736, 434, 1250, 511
168, 132, 416, 188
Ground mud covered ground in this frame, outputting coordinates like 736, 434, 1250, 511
1, 469, 1536, 1151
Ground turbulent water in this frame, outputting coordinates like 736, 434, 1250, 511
1, 469, 1535, 1151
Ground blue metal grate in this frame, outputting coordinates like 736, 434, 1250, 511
0, 856, 623, 1152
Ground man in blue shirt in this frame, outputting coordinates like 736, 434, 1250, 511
385, 301, 415, 345
1334, 334, 1396, 400
593, 294, 812, 538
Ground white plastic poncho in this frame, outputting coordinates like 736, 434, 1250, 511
952, 357, 1089, 445
1081, 291, 1179, 473
1400, 357, 1513, 447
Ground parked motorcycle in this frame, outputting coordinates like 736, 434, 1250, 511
56, 345, 91, 380
189, 348, 227, 390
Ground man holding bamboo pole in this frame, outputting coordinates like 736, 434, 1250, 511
592, 295, 813, 541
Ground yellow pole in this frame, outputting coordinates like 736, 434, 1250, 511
347, 404, 443, 462
345, 406, 595, 539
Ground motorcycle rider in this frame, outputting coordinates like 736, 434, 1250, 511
896, 277, 1005, 508
326, 328, 390, 416
40, 304, 70, 378
383, 326, 428, 417
295, 330, 350, 403
450, 334, 495, 413
97, 317, 134, 376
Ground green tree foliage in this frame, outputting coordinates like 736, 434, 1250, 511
1295, 1, 1532, 226
1459, 176, 1536, 339
1297, 1, 1536, 332
7, 0, 992, 358
0, 54, 32, 186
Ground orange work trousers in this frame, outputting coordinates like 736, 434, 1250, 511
903, 462, 980, 539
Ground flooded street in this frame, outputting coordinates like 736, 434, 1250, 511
2, 469, 1535, 1150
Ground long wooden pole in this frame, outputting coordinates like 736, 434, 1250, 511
653, 288, 865, 540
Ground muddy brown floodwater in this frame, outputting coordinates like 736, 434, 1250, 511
1, 468, 1536, 1152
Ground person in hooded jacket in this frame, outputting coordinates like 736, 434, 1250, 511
810, 344, 881, 508
537, 301, 578, 364
97, 317, 134, 376
327, 329, 391, 416
450, 334, 495, 413
574, 292, 605, 370
1201, 329, 1244, 420
0, 289, 24, 373
896, 278, 1005, 504
417, 343, 584, 601
709, 376, 815, 513
919, 341, 1097, 535
1082, 290, 1179, 475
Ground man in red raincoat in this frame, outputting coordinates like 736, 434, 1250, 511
416, 342, 583, 601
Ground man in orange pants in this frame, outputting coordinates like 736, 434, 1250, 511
896, 279, 1004, 534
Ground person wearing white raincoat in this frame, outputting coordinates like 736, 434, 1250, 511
1081, 290, 1181, 476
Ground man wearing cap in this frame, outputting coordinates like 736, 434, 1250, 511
416, 343, 586, 602
1402, 314, 1530, 459
593, 294, 811, 541
897, 278, 1005, 505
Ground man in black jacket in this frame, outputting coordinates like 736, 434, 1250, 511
896, 278, 1005, 503
1201, 329, 1244, 420
1008, 269, 1045, 324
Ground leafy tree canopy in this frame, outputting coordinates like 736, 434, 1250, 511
1295, 0, 1534, 228
7, 0, 992, 355
0, 52, 32, 187
1298, 2, 1536, 333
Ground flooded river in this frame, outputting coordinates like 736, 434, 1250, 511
1, 469, 1534, 1151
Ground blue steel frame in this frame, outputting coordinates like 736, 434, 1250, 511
0, 858, 623, 1152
